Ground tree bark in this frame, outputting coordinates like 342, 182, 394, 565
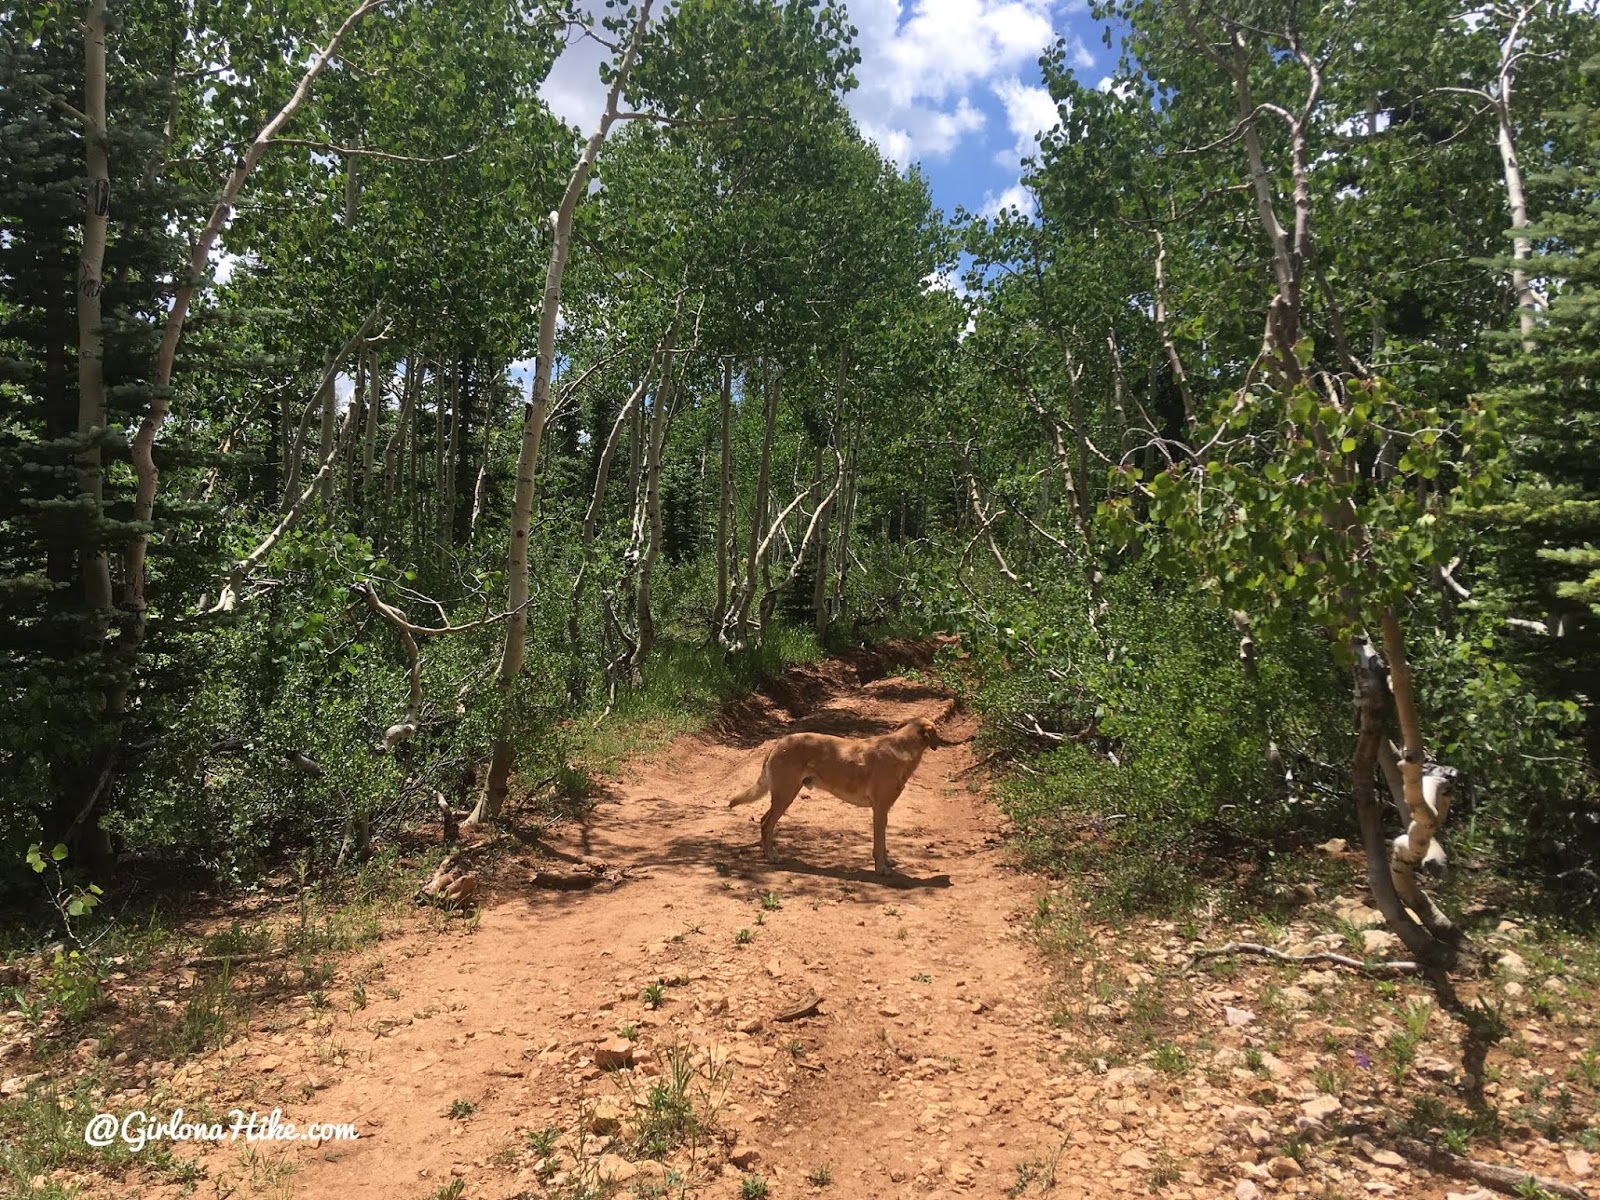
361, 348, 380, 519
382, 357, 417, 543
567, 346, 663, 697
1352, 638, 1453, 967
345, 349, 366, 503
1380, 607, 1462, 943
813, 350, 847, 637
730, 365, 778, 647
442, 359, 460, 550
65, 0, 116, 864
1055, 335, 1094, 538
716, 359, 733, 632
632, 347, 679, 672
1152, 231, 1198, 433
1490, 4, 1539, 348
833, 419, 862, 620
76, 0, 113, 629
472, 0, 654, 824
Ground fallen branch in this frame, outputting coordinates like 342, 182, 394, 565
355, 582, 422, 749
179, 949, 290, 969
532, 865, 638, 891
1394, 1136, 1590, 1200
1008, 713, 1065, 745
773, 992, 824, 1023
952, 748, 1006, 779
1190, 941, 1420, 976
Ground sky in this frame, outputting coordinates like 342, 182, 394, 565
540, 0, 1120, 224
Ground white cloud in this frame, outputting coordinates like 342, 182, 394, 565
924, 268, 970, 297
981, 181, 1035, 218
990, 75, 1061, 167
849, 0, 1070, 166
538, 0, 1083, 171
1066, 33, 1095, 70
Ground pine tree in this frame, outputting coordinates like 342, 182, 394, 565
1472, 59, 1600, 884
1482, 63, 1600, 623
0, 5, 191, 857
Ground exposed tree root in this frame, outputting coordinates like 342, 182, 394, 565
1394, 1136, 1591, 1200
1189, 941, 1420, 976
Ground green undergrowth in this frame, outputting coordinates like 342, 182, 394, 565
567, 627, 823, 778
932, 557, 1599, 930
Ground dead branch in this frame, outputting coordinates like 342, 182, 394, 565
354, 582, 422, 748
952, 748, 1008, 778
1190, 941, 1419, 976
757, 448, 845, 618
1009, 713, 1065, 745
263, 136, 482, 163
773, 992, 824, 1022
966, 474, 1020, 584
1393, 1136, 1591, 1200
352, 581, 531, 749
179, 949, 291, 969
207, 311, 381, 614
532, 864, 639, 891
435, 791, 459, 843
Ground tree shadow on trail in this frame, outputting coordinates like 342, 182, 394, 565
701, 638, 947, 749
705, 694, 908, 748
744, 857, 952, 891
498, 788, 953, 910
1417, 961, 1505, 1116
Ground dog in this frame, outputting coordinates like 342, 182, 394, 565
728, 716, 941, 875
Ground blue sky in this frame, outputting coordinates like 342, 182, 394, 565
540, 0, 1120, 224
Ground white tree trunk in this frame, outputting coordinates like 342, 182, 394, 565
473, 0, 654, 822
716, 360, 733, 629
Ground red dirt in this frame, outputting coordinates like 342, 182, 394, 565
51, 649, 1592, 1200
142, 656, 1117, 1198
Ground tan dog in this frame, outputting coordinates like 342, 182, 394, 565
728, 716, 941, 875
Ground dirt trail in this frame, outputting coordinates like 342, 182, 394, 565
169, 656, 1114, 1199
103, 651, 1589, 1200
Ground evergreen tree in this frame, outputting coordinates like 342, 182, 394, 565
0, 5, 190, 858
1477, 58, 1600, 776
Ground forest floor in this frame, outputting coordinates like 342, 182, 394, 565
5, 646, 1598, 1200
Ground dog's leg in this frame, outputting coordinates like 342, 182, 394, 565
761, 780, 801, 862
872, 803, 896, 875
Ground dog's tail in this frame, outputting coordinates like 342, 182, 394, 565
728, 756, 772, 809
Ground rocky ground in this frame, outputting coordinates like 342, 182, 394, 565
4, 651, 1597, 1200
